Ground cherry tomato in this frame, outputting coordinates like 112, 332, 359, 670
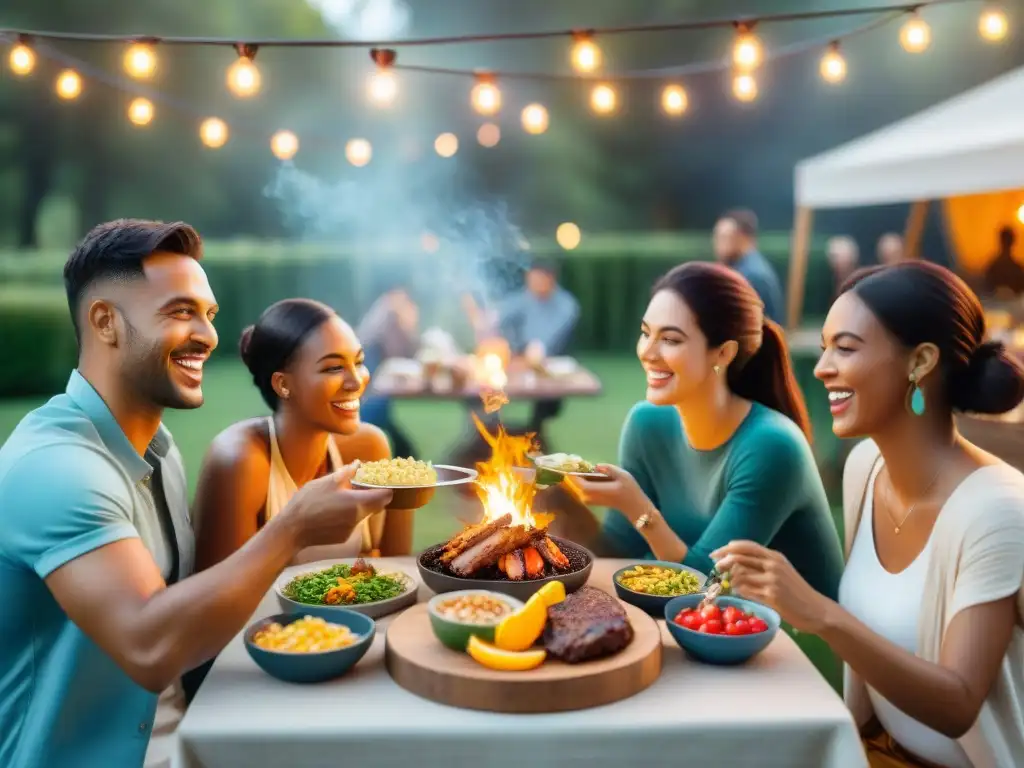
731, 619, 750, 635
680, 612, 702, 631
702, 619, 723, 634
700, 604, 721, 621
722, 606, 743, 625
748, 618, 769, 634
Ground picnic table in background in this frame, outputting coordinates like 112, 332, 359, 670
172, 558, 867, 768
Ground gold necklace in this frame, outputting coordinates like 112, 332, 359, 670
884, 467, 941, 534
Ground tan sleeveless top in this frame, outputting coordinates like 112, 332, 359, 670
266, 417, 370, 555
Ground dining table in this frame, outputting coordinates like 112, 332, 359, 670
172, 557, 868, 768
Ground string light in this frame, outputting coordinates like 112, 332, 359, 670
477, 122, 501, 147
978, 6, 1009, 42
733, 24, 763, 71
435, 132, 459, 158
8, 40, 35, 76
556, 223, 582, 250
590, 83, 617, 115
1018, 203, 1024, 225
127, 97, 154, 126
346, 138, 372, 166
367, 48, 397, 106
226, 44, 260, 98
820, 42, 847, 84
899, 13, 931, 53
55, 69, 82, 100
570, 32, 601, 73
521, 103, 549, 134
470, 72, 501, 116
199, 117, 229, 148
124, 42, 157, 79
661, 84, 688, 116
732, 73, 758, 102
271, 130, 299, 160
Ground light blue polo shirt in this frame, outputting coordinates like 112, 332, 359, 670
0, 370, 194, 768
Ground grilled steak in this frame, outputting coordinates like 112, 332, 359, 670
543, 586, 633, 663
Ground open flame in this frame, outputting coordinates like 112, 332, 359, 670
470, 413, 553, 530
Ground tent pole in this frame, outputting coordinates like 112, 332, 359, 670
786, 206, 814, 331
903, 200, 930, 259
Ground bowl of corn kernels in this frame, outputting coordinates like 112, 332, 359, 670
244, 610, 375, 683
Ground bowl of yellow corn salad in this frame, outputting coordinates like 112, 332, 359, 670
244, 610, 375, 683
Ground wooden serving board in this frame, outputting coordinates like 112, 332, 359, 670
384, 601, 662, 713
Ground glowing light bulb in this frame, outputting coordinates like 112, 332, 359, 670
1018, 203, 1024, 225
421, 232, 440, 253
367, 69, 397, 106
227, 56, 260, 97
979, 6, 1009, 42
477, 123, 500, 148
571, 35, 602, 73
199, 118, 229, 148
435, 132, 459, 158
590, 83, 617, 115
127, 98, 154, 126
346, 138, 372, 167
733, 30, 763, 71
471, 80, 501, 115
732, 73, 758, 102
124, 43, 156, 79
556, 223, 581, 250
270, 130, 299, 160
521, 103, 549, 135
900, 15, 931, 53
820, 45, 847, 84
9, 43, 35, 76
55, 70, 82, 100
661, 84, 688, 116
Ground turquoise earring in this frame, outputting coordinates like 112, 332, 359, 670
909, 371, 926, 416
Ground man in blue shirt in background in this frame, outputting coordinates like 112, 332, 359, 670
0, 219, 391, 768
712, 208, 785, 324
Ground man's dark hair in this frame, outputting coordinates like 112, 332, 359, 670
63, 219, 202, 340
721, 208, 759, 238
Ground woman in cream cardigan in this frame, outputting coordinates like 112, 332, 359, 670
714, 262, 1024, 768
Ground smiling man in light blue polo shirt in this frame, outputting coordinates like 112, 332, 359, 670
0, 219, 391, 768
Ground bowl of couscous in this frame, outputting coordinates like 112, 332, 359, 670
350, 458, 478, 510
244, 610, 375, 683
612, 561, 707, 615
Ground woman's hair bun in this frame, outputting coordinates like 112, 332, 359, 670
950, 339, 1024, 415
238, 325, 256, 367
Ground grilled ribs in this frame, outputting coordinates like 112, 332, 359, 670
448, 524, 544, 577
439, 514, 512, 564
543, 586, 633, 663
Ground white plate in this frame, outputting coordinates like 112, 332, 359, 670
275, 558, 420, 619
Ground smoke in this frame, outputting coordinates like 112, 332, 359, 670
306, 0, 411, 40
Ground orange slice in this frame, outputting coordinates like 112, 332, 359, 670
494, 591, 548, 652
467, 635, 546, 671
536, 580, 566, 608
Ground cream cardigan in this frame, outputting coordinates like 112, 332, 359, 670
842, 439, 1024, 768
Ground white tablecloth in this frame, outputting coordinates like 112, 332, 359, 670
174, 558, 867, 768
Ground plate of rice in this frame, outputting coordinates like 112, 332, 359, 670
351, 458, 477, 509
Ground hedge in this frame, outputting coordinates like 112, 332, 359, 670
0, 234, 835, 397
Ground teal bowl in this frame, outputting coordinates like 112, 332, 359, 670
612, 561, 707, 615
244, 610, 375, 683
663, 595, 780, 666
427, 590, 524, 651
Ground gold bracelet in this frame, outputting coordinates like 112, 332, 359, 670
635, 512, 653, 531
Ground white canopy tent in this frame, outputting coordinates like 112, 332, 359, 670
786, 64, 1024, 327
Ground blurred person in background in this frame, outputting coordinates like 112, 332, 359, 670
712, 208, 784, 323
715, 262, 1024, 768
983, 225, 1024, 299
357, 284, 421, 458
827, 236, 860, 300
877, 233, 906, 265
0, 221, 391, 768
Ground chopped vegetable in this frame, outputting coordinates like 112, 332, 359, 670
282, 562, 408, 606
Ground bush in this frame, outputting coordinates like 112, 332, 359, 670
0, 287, 78, 398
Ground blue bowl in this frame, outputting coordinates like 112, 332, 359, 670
612, 561, 707, 615
663, 595, 780, 666
244, 609, 375, 684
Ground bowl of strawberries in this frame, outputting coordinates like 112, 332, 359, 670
663, 594, 779, 665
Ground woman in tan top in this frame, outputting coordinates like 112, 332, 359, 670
193, 298, 413, 569
714, 263, 1024, 768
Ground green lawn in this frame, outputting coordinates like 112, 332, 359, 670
0, 354, 841, 690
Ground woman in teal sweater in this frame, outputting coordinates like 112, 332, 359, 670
573, 262, 844, 600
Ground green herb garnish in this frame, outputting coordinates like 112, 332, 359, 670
282, 563, 407, 606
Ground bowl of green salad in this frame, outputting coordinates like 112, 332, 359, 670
275, 557, 419, 619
